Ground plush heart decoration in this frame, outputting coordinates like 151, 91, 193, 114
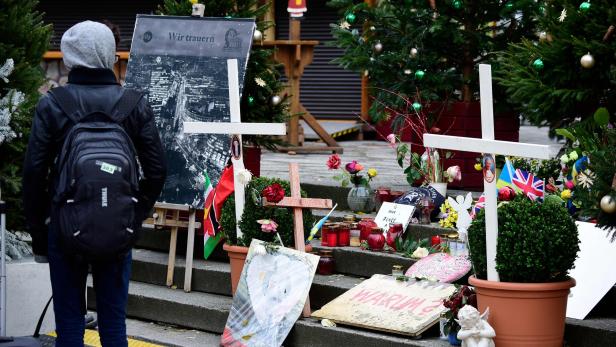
405, 253, 472, 283
245, 252, 312, 327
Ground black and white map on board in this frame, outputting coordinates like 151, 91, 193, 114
125, 15, 255, 207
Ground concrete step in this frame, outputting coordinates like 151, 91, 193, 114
87, 279, 450, 346
131, 248, 359, 309
125, 318, 221, 347
565, 317, 616, 347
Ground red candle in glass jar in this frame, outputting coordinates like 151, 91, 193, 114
321, 223, 331, 246
338, 223, 351, 247
367, 227, 386, 251
326, 225, 339, 247
359, 218, 378, 242
317, 250, 336, 275
431, 235, 442, 247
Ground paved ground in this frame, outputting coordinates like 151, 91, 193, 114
262, 125, 563, 192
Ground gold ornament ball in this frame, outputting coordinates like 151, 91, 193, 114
410, 48, 418, 58
253, 29, 263, 41
601, 195, 616, 214
580, 53, 595, 68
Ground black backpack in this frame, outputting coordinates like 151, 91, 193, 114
50, 87, 142, 260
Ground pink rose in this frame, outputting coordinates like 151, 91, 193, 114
257, 219, 278, 233
386, 134, 396, 147
327, 154, 341, 170
565, 180, 575, 189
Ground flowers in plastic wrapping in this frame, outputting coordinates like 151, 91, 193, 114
326, 154, 341, 170
257, 219, 278, 233
439, 200, 458, 228
261, 183, 285, 203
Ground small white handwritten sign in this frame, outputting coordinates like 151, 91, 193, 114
374, 202, 415, 231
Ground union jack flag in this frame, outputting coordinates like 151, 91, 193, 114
512, 169, 544, 201
471, 194, 486, 219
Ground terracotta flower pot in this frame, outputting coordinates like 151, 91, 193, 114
224, 243, 313, 295
468, 275, 575, 347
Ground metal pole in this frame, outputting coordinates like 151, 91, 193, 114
0, 200, 7, 336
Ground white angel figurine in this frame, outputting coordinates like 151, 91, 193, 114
456, 305, 495, 347
447, 192, 473, 241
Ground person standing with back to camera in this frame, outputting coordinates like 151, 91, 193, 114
22, 21, 167, 346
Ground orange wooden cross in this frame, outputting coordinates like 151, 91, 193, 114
264, 162, 333, 316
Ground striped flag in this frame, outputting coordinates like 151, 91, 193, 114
471, 194, 486, 219
512, 169, 545, 201
203, 166, 235, 259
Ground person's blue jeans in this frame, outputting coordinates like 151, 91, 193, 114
48, 227, 132, 347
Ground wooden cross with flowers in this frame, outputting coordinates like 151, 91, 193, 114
262, 162, 333, 316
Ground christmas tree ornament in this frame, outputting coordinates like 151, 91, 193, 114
538, 31, 552, 42
410, 47, 418, 58
580, 53, 595, 68
247, 96, 255, 106
271, 95, 282, 106
600, 195, 616, 214
532, 58, 544, 71
604, 25, 615, 42
404, 69, 412, 75
412, 102, 422, 111
593, 107, 610, 126
370, 26, 376, 31
253, 29, 263, 41
452, 0, 462, 10
505, 2, 514, 10
415, 69, 425, 80
579, 2, 591, 12
373, 42, 383, 54
345, 13, 356, 24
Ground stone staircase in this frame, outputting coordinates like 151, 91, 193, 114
86, 223, 616, 347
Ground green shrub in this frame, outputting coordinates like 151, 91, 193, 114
220, 177, 314, 247
468, 196, 579, 283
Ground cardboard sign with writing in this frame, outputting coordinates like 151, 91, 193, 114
312, 274, 455, 336
374, 202, 415, 230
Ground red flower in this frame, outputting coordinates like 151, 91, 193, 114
498, 186, 516, 201
327, 154, 341, 170
262, 183, 286, 203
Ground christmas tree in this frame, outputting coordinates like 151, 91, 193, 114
498, 1, 616, 131
159, 0, 288, 149
0, 0, 52, 229
328, 0, 541, 122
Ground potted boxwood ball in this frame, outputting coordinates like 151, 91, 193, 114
467, 196, 579, 347
220, 177, 314, 294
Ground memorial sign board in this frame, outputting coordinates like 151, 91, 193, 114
222, 240, 319, 346
125, 15, 255, 207
374, 202, 415, 231
312, 274, 456, 336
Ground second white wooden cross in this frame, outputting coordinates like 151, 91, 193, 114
183, 59, 286, 239
423, 64, 552, 281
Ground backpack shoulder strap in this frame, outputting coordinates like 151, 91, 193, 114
49, 87, 80, 124
116, 89, 144, 123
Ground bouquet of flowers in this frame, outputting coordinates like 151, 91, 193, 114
443, 285, 477, 335
327, 154, 377, 188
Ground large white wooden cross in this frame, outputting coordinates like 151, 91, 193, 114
183, 59, 286, 239
423, 64, 552, 281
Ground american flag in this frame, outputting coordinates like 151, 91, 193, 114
471, 194, 486, 219
512, 169, 544, 201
